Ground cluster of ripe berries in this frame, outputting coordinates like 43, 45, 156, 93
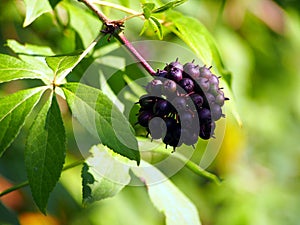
137, 59, 228, 150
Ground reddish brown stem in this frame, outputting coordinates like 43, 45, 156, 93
78, 0, 156, 76
115, 33, 156, 75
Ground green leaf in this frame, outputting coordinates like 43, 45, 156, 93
0, 87, 47, 157
123, 74, 147, 98
6, 39, 54, 56
0, 54, 51, 84
82, 144, 133, 205
49, 0, 61, 9
61, 83, 140, 164
45, 54, 80, 81
63, 2, 101, 48
6, 40, 54, 81
23, 0, 52, 27
143, 3, 155, 19
131, 162, 201, 225
137, 137, 222, 184
152, 0, 187, 14
99, 70, 124, 112
149, 16, 163, 40
25, 94, 66, 213
139, 20, 150, 36
166, 11, 231, 87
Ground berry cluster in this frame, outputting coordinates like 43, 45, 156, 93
137, 59, 228, 150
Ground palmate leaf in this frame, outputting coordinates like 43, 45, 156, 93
0, 54, 51, 84
6, 39, 54, 81
0, 87, 47, 156
131, 162, 202, 225
82, 144, 133, 205
61, 83, 140, 164
23, 0, 52, 27
63, 2, 101, 48
166, 11, 232, 87
25, 94, 66, 213
46, 54, 80, 81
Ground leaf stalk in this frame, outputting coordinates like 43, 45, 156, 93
78, 0, 156, 76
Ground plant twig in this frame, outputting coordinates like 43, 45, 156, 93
0, 181, 29, 198
115, 33, 156, 75
78, 0, 156, 76
55, 32, 105, 84
0, 159, 85, 198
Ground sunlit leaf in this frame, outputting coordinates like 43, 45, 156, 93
0, 87, 47, 157
7, 39, 54, 56
166, 11, 231, 87
153, 0, 187, 14
99, 70, 124, 112
46, 54, 80, 81
131, 161, 202, 225
62, 83, 140, 163
123, 74, 147, 98
25, 94, 66, 213
6, 39, 54, 81
63, 2, 101, 48
149, 16, 163, 40
143, 3, 155, 19
23, 0, 52, 27
139, 20, 150, 36
82, 144, 133, 205
0, 54, 51, 84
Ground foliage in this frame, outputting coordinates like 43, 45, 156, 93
0, 0, 299, 225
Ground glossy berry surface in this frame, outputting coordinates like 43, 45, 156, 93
183, 62, 200, 79
136, 59, 228, 151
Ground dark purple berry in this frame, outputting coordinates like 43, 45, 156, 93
209, 83, 219, 96
182, 129, 198, 145
149, 117, 166, 139
138, 111, 153, 127
153, 99, 171, 116
146, 79, 163, 96
198, 108, 212, 122
211, 103, 223, 121
199, 66, 212, 79
164, 59, 183, 71
163, 80, 177, 95
205, 92, 215, 104
179, 111, 195, 128
155, 69, 168, 78
137, 60, 227, 146
172, 96, 187, 111
209, 75, 219, 86
138, 95, 156, 109
190, 93, 203, 108
179, 78, 194, 94
183, 62, 200, 79
197, 77, 210, 92
163, 123, 182, 150
168, 67, 183, 82
215, 91, 225, 106
199, 121, 215, 140
164, 117, 177, 131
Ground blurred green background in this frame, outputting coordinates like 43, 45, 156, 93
0, 0, 300, 224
